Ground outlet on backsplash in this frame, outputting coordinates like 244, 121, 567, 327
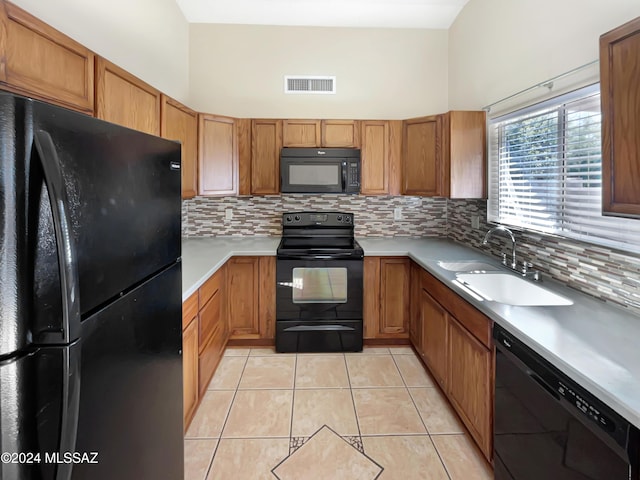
394, 207, 402, 220
471, 215, 480, 229
225, 208, 233, 220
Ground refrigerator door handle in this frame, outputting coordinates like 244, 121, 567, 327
34, 131, 81, 344
55, 340, 81, 480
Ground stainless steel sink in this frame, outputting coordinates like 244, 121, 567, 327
437, 260, 501, 272
456, 273, 574, 306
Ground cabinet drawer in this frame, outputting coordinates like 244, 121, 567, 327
198, 320, 224, 395
182, 292, 198, 330
199, 268, 223, 308
420, 269, 491, 348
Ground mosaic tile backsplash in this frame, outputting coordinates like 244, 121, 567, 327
447, 199, 640, 316
182, 195, 640, 317
182, 195, 447, 237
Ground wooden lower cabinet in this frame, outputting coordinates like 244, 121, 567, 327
448, 318, 493, 458
420, 287, 448, 389
182, 292, 199, 431
227, 256, 276, 340
364, 257, 410, 339
410, 261, 494, 461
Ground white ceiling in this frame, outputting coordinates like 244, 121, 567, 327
175, 0, 471, 29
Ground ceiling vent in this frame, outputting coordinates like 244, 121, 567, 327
284, 76, 336, 94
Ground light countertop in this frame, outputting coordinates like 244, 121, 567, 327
181, 235, 640, 429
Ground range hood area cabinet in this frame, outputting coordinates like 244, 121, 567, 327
600, 16, 640, 218
402, 111, 486, 198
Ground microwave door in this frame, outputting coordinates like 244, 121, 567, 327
281, 159, 344, 193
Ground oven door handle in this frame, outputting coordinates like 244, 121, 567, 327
283, 325, 355, 332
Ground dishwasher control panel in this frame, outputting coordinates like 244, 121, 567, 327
557, 381, 615, 432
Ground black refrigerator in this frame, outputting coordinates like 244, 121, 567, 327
0, 92, 183, 480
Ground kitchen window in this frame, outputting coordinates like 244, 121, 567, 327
488, 84, 640, 254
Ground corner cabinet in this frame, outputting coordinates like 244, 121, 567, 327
410, 262, 494, 461
95, 57, 161, 135
161, 95, 198, 199
198, 114, 237, 196
402, 111, 486, 198
0, 0, 94, 113
227, 257, 276, 340
600, 16, 640, 217
364, 257, 410, 339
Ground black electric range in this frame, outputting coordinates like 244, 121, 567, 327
275, 212, 364, 353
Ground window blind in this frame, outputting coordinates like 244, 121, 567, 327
488, 84, 640, 254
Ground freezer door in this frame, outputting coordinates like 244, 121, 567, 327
0, 92, 181, 351
0, 341, 81, 480
73, 262, 183, 480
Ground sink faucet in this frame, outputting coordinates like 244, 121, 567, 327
482, 226, 517, 269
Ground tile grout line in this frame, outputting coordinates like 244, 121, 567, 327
202, 349, 251, 480
390, 352, 453, 480
342, 353, 364, 449
288, 353, 298, 452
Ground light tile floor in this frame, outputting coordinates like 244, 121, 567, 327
185, 346, 493, 480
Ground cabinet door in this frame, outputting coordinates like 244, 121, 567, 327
447, 111, 486, 199
182, 317, 198, 431
227, 257, 260, 338
600, 17, 640, 217
199, 279, 222, 353
0, 2, 94, 113
283, 119, 320, 147
409, 262, 423, 355
258, 257, 276, 340
420, 287, 448, 388
95, 57, 161, 135
199, 114, 237, 195
379, 258, 410, 336
321, 120, 359, 147
360, 121, 389, 194
363, 257, 381, 339
251, 119, 282, 194
402, 115, 442, 196
161, 95, 198, 199
447, 318, 493, 460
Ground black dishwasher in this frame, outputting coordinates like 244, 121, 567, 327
494, 324, 639, 480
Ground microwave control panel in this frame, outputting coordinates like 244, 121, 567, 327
348, 162, 360, 187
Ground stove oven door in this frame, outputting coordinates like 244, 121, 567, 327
276, 256, 363, 352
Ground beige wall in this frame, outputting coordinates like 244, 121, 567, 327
189, 24, 448, 119
11, 0, 190, 103
448, 0, 640, 111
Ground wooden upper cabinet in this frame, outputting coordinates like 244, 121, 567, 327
445, 111, 486, 199
402, 115, 442, 196
402, 111, 485, 198
0, 1, 94, 112
199, 114, 237, 196
161, 95, 198, 199
283, 119, 320, 147
95, 57, 160, 135
361, 121, 389, 194
321, 120, 359, 147
600, 16, 640, 217
251, 119, 282, 195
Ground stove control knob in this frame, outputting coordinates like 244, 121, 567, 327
294, 215, 300, 221
286, 216, 292, 222
346, 216, 352, 223
337, 215, 343, 222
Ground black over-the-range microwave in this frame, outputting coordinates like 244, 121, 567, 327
280, 147, 361, 194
